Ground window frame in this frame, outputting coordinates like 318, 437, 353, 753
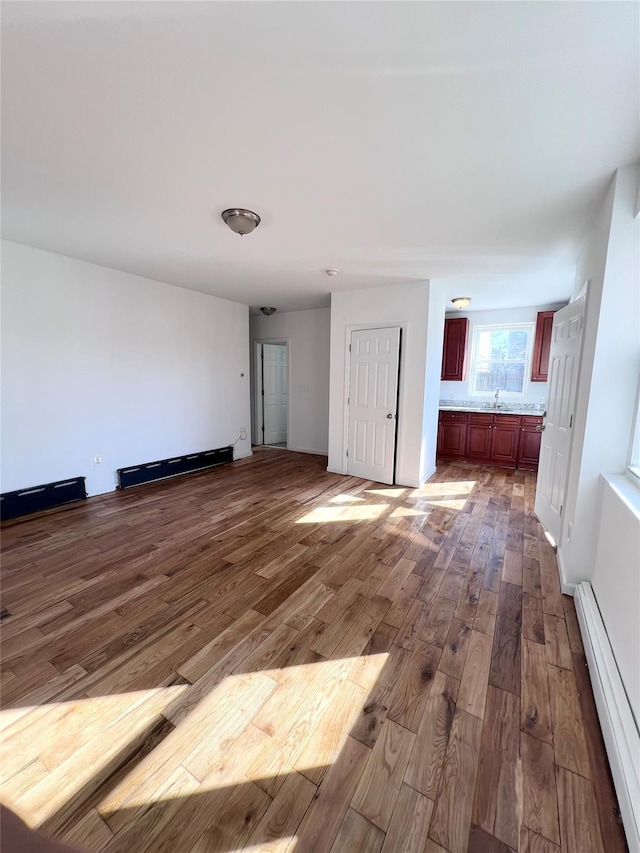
626, 374, 640, 488
468, 322, 535, 399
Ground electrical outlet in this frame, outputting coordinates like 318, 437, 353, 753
239, 427, 247, 440
93, 455, 102, 466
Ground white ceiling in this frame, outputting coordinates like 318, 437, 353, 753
2, 2, 638, 313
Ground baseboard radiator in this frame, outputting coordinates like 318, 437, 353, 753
574, 581, 640, 850
117, 446, 233, 490
0, 476, 87, 521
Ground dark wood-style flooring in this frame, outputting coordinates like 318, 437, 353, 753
0, 449, 627, 852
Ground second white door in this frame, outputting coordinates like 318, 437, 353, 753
347, 327, 401, 485
534, 297, 585, 546
263, 343, 288, 445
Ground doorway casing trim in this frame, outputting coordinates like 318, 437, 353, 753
253, 338, 291, 449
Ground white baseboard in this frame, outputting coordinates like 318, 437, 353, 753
574, 581, 639, 851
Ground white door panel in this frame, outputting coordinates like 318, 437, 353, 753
534, 298, 584, 545
347, 327, 400, 484
263, 343, 288, 445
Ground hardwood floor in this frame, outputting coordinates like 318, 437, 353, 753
0, 449, 627, 853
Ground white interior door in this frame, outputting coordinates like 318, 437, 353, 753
534, 297, 585, 545
347, 327, 400, 485
263, 343, 288, 445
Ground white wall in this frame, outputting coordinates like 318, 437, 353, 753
328, 281, 433, 487
249, 308, 330, 455
1, 241, 252, 497
439, 304, 566, 405
559, 165, 640, 587
422, 286, 447, 483
591, 476, 640, 723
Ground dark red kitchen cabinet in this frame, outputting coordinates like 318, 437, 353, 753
437, 411, 468, 457
531, 311, 555, 382
441, 317, 469, 381
465, 413, 492, 461
490, 416, 521, 465
518, 415, 543, 469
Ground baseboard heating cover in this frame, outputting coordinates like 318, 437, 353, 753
0, 476, 87, 520
574, 581, 639, 850
117, 446, 233, 489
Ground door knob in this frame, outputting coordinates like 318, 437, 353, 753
386, 413, 393, 419
536, 424, 545, 432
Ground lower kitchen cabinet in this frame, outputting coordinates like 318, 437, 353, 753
437, 411, 467, 457
490, 415, 521, 466
437, 410, 543, 469
466, 414, 492, 461
518, 416, 544, 470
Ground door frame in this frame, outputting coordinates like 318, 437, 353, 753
343, 323, 405, 482
253, 338, 291, 448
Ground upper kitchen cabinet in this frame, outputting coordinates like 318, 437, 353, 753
531, 310, 555, 382
441, 317, 468, 381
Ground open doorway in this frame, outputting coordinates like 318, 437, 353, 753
253, 340, 289, 449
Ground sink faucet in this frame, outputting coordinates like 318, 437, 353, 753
493, 388, 500, 409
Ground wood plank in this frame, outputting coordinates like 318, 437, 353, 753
556, 766, 605, 853
350, 719, 415, 832
521, 639, 553, 744
457, 630, 493, 719
467, 824, 516, 852
428, 707, 483, 853
562, 597, 584, 655
403, 670, 459, 799
489, 616, 521, 696
543, 613, 573, 670
571, 652, 628, 853
245, 771, 317, 851
520, 829, 561, 853
522, 594, 545, 644
547, 665, 591, 778
293, 736, 371, 853
379, 783, 434, 853
472, 686, 520, 850
521, 731, 560, 845
438, 617, 472, 680
386, 642, 441, 732
421, 595, 456, 648
329, 808, 385, 853
473, 589, 498, 637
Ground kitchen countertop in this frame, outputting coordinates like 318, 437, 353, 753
439, 406, 544, 417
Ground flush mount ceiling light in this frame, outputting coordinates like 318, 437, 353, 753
260, 307, 277, 316
221, 208, 261, 236
325, 268, 339, 276
451, 297, 471, 309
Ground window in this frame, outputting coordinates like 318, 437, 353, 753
627, 375, 640, 487
469, 323, 534, 397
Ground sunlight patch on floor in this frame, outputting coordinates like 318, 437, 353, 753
412, 479, 476, 497
296, 504, 388, 523
424, 498, 469, 510
240, 839, 296, 852
390, 507, 427, 518
328, 494, 364, 504
365, 487, 407, 498
0, 685, 189, 827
